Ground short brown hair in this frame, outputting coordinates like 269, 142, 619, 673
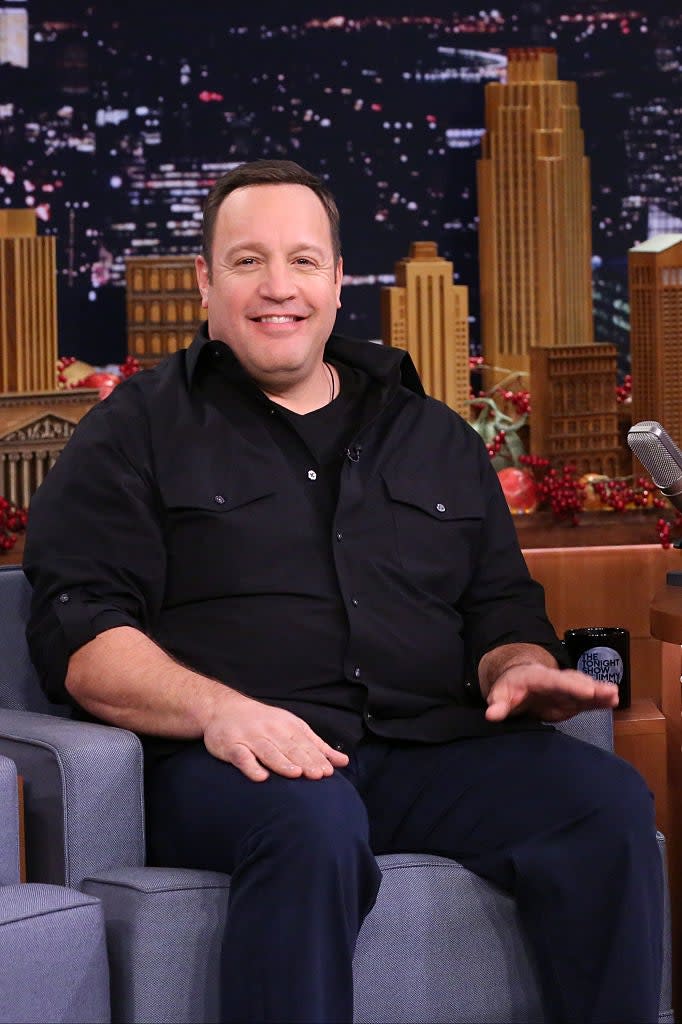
201, 159, 341, 271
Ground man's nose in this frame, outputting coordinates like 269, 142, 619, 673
258, 260, 297, 301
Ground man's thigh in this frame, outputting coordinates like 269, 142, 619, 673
356, 728, 653, 882
145, 741, 371, 873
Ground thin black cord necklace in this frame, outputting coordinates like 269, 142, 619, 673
324, 361, 335, 403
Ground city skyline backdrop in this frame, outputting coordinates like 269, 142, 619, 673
1, 0, 680, 372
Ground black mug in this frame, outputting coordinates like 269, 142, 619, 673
563, 627, 631, 709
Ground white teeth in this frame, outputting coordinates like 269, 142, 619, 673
256, 315, 298, 323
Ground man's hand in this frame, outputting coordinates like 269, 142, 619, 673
202, 691, 349, 782
484, 662, 619, 723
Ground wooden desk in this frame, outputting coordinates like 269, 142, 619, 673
524, 545, 682, 704
614, 699, 668, 835
17, 776, 26, 883
649, 584, 682, 1016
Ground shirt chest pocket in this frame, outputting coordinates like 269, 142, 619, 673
381, 471, 485, 601
162, 482, 278, 599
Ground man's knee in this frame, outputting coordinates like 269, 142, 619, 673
592, 751, 656, 833
242, 774, 373, 865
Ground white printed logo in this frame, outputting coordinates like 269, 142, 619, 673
577, 646, 623, 685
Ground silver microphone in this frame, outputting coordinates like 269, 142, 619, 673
627, 420, 682, 513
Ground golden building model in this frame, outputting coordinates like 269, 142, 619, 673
628, 234, 682, 447
126, 256, 205, 368
530, 344, 622, 476
477, 48, 594, 388
0, 209, 58, 392
381, 241, 470, 417
0, 209, 98, 509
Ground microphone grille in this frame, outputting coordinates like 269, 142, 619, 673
627, 421, 682, 488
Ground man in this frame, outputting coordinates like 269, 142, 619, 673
24, 159, 662, 1023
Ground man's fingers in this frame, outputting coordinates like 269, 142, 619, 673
281, 739, 337, 778
484, 665, 621, 723
204, 701, 350, 780
310, 733, 349, 767
228, 743, 271, 782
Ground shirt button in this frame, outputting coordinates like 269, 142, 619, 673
307, 469, 317, 481
336, 530, 343, 541
435, 502, 446, 513
353, 666, 361, 679
351, 597, 359, 607
214, 494, 226, 505
366, 711, 373, 721
334, 742, 345, 752
58, 593, 69, 603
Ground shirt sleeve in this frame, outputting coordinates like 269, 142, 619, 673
458, 435, 569, 683
22, 381, 167, 705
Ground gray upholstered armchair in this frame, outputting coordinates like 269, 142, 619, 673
0, 752, 110, 1023
0, 565, 674, 1023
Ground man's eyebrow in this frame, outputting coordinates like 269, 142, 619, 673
222, 242, 328, 259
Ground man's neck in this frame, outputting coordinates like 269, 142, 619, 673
262, 361, 339, 415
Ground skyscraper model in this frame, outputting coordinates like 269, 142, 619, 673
628, 234, 682, 448
477, 48, 594, 389
381, 241, 470, 418
0, 209, 58, 392
0, 209, 97, 507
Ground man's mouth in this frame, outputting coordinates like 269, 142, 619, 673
251, 315, 305, 323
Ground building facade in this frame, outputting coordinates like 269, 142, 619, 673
0, 390, 98, 509
477, 48, 594, 387
381, 241, 470, 418
530, 344, 621, 476
126, 255, 205, 367
629, 234, 682, 448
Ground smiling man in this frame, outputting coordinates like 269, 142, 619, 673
195, 179, 343, 412
23, 160, 663, 1024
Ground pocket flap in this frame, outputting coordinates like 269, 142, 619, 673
163, 481, 275, 514
382, 471, 484, 521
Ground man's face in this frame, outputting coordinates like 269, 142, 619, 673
195, 183, 342, 390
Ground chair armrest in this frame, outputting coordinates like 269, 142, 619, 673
0, 755, 20, 885
0, 709, 145, 887
552, 707, 614, 752
0, 883, 111, 1023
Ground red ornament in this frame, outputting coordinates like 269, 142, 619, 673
497, 467, 539, 515
78, 371, 121, 400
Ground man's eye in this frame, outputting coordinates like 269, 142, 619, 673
295, 258, 316, 267
236, 257, 257, 266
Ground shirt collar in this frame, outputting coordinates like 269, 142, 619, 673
183, 320, 426, 398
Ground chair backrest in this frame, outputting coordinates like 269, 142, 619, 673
0, 566, 69, 716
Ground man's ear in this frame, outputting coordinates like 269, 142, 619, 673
335, 257, 343, 309
195, 254, 210, 309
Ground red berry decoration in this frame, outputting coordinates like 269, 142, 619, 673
0, 496, 28, 553
519, 456, 585, 525
119, 355, 142, 379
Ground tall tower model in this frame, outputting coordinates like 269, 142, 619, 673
628, 234, 682, 445
477, 48, 594, 386
0, 209, 58, 392
381, 241, 470, 417
0, 208, 97, 509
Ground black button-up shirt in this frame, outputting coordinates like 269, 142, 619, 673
24, 326, 565, 757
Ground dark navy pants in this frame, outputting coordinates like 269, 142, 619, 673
145, 729, 663, 1024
